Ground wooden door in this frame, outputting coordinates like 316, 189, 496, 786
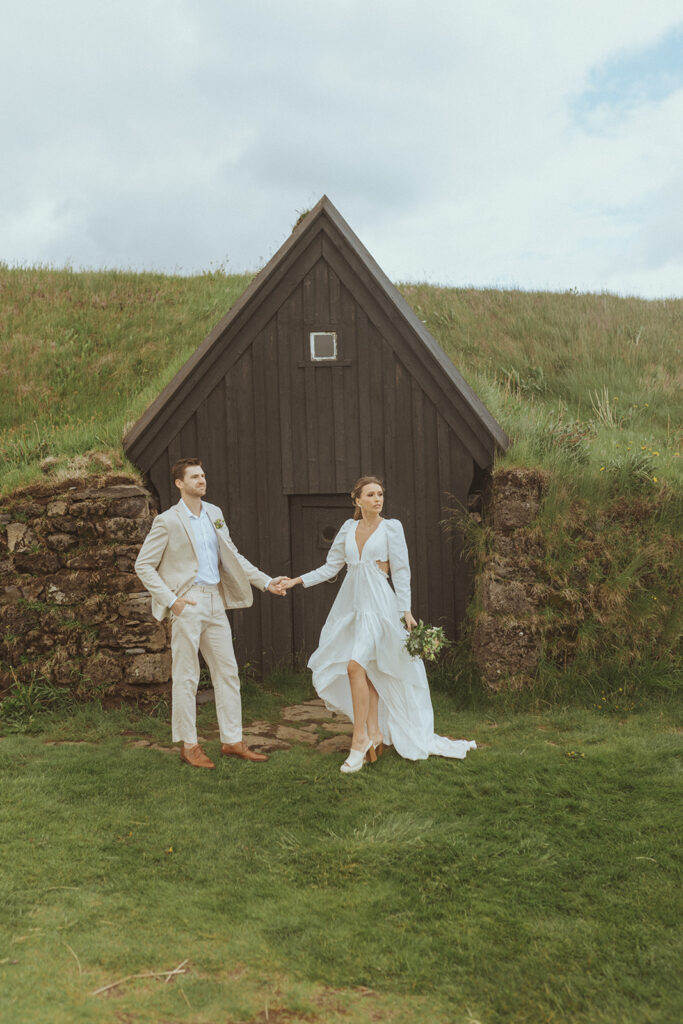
290, 494, 351, 664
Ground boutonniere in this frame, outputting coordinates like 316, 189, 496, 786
213, 518, 225, 530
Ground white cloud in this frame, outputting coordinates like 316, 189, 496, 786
1, 0, 682, 295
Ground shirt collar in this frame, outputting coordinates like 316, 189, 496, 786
180, 499, 205, 521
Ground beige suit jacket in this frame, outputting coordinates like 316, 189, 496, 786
134, 501, 269, 621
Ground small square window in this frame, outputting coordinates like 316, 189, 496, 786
310, 331, 337, 361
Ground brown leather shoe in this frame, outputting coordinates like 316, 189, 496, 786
221, 741, 269, 762
180, 744, 215, 769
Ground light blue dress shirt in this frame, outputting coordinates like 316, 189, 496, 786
180, 500, 221, 584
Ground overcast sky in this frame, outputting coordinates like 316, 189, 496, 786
2, 1, 682, 297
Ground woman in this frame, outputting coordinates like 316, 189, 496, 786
283, 477, 476, 772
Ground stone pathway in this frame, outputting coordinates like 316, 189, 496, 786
125, 698, 353, 756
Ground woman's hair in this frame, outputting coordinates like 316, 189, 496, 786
351, 476, 384, 520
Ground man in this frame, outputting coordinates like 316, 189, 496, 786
135, 458, 287, 769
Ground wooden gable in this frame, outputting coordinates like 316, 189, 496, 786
123, 196, 508, 671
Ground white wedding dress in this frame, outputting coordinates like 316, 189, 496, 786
301, 518, 477, 761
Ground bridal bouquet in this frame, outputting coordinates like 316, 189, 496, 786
402, 619, 450, 662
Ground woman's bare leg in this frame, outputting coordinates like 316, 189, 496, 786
347, 660, 370, 748
367, 679, 380, 741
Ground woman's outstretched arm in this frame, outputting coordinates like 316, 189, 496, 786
283, 520, 350, 590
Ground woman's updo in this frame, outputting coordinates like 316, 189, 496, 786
351, 476, 384, 520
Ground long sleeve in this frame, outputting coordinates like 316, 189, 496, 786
134, 515, 177, 610
387, 520, 412, 612
300, 521, 351, 588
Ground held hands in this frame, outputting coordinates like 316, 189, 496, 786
281, 577, 303, 591
268, 576, 291, 597
266, 576, 303, 596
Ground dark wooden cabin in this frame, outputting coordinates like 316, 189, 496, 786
123, 196, 508, 673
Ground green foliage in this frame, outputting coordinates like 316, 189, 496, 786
0, 672, 75, 734
603, 449, 657, 493
530, 413, 595, 465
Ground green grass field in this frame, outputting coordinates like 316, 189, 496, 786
1, 266, 681, 1021
1, 677, 681, 1024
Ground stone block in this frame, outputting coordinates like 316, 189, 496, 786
21, 628, 56, 657
95, 517, 150, 543
65, 550, 117, 570
0, 603, 40, 634
7, 524, 29, 552
108, 496, 149, 518
79, 595, 109, 623
19, 580, 46, 602
281, 704, 334, 722
76, 484, 148, 501
44, 572, 95, 604
125, 651, 172, 685
118, 593, 155, 621
274, 725, 319, 746
46, 533, 79, 552
45, 515, 81, 535
14, 551, 62, 574
115, 545, 142, 572
47, 500, 68, 517
106, 572, 142, 594
82, 651, 123, 686
68, 499, 107, 518
46, 582, 68, 605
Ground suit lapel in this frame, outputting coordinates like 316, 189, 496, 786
173, 503, 200, 561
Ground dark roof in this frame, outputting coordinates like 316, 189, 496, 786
124, 195, 508, 466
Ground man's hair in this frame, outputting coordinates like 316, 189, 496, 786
171, 458, 203, 488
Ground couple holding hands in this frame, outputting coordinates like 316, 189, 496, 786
135, 459, 476, 773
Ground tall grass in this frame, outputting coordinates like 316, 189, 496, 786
2, 268, 681, 495
0, 265, 252, 490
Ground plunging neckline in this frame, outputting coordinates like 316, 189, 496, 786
355, 518, 384, 560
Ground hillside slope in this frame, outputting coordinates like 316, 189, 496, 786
1, 266, 680, 695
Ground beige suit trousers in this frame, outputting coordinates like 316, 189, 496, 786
170, 584, 242, 745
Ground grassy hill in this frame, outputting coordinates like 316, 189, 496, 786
1, 265, 680, 696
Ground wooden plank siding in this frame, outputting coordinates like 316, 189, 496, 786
320, 232, 494, 469
126, 196, 507, 673
129, 234, 325, 472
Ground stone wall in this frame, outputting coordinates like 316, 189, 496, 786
0, 475, 170, 697
1, 467, 552, 700
471, 467, 549, 690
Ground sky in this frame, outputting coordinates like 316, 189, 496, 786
2, 0, 682, 297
